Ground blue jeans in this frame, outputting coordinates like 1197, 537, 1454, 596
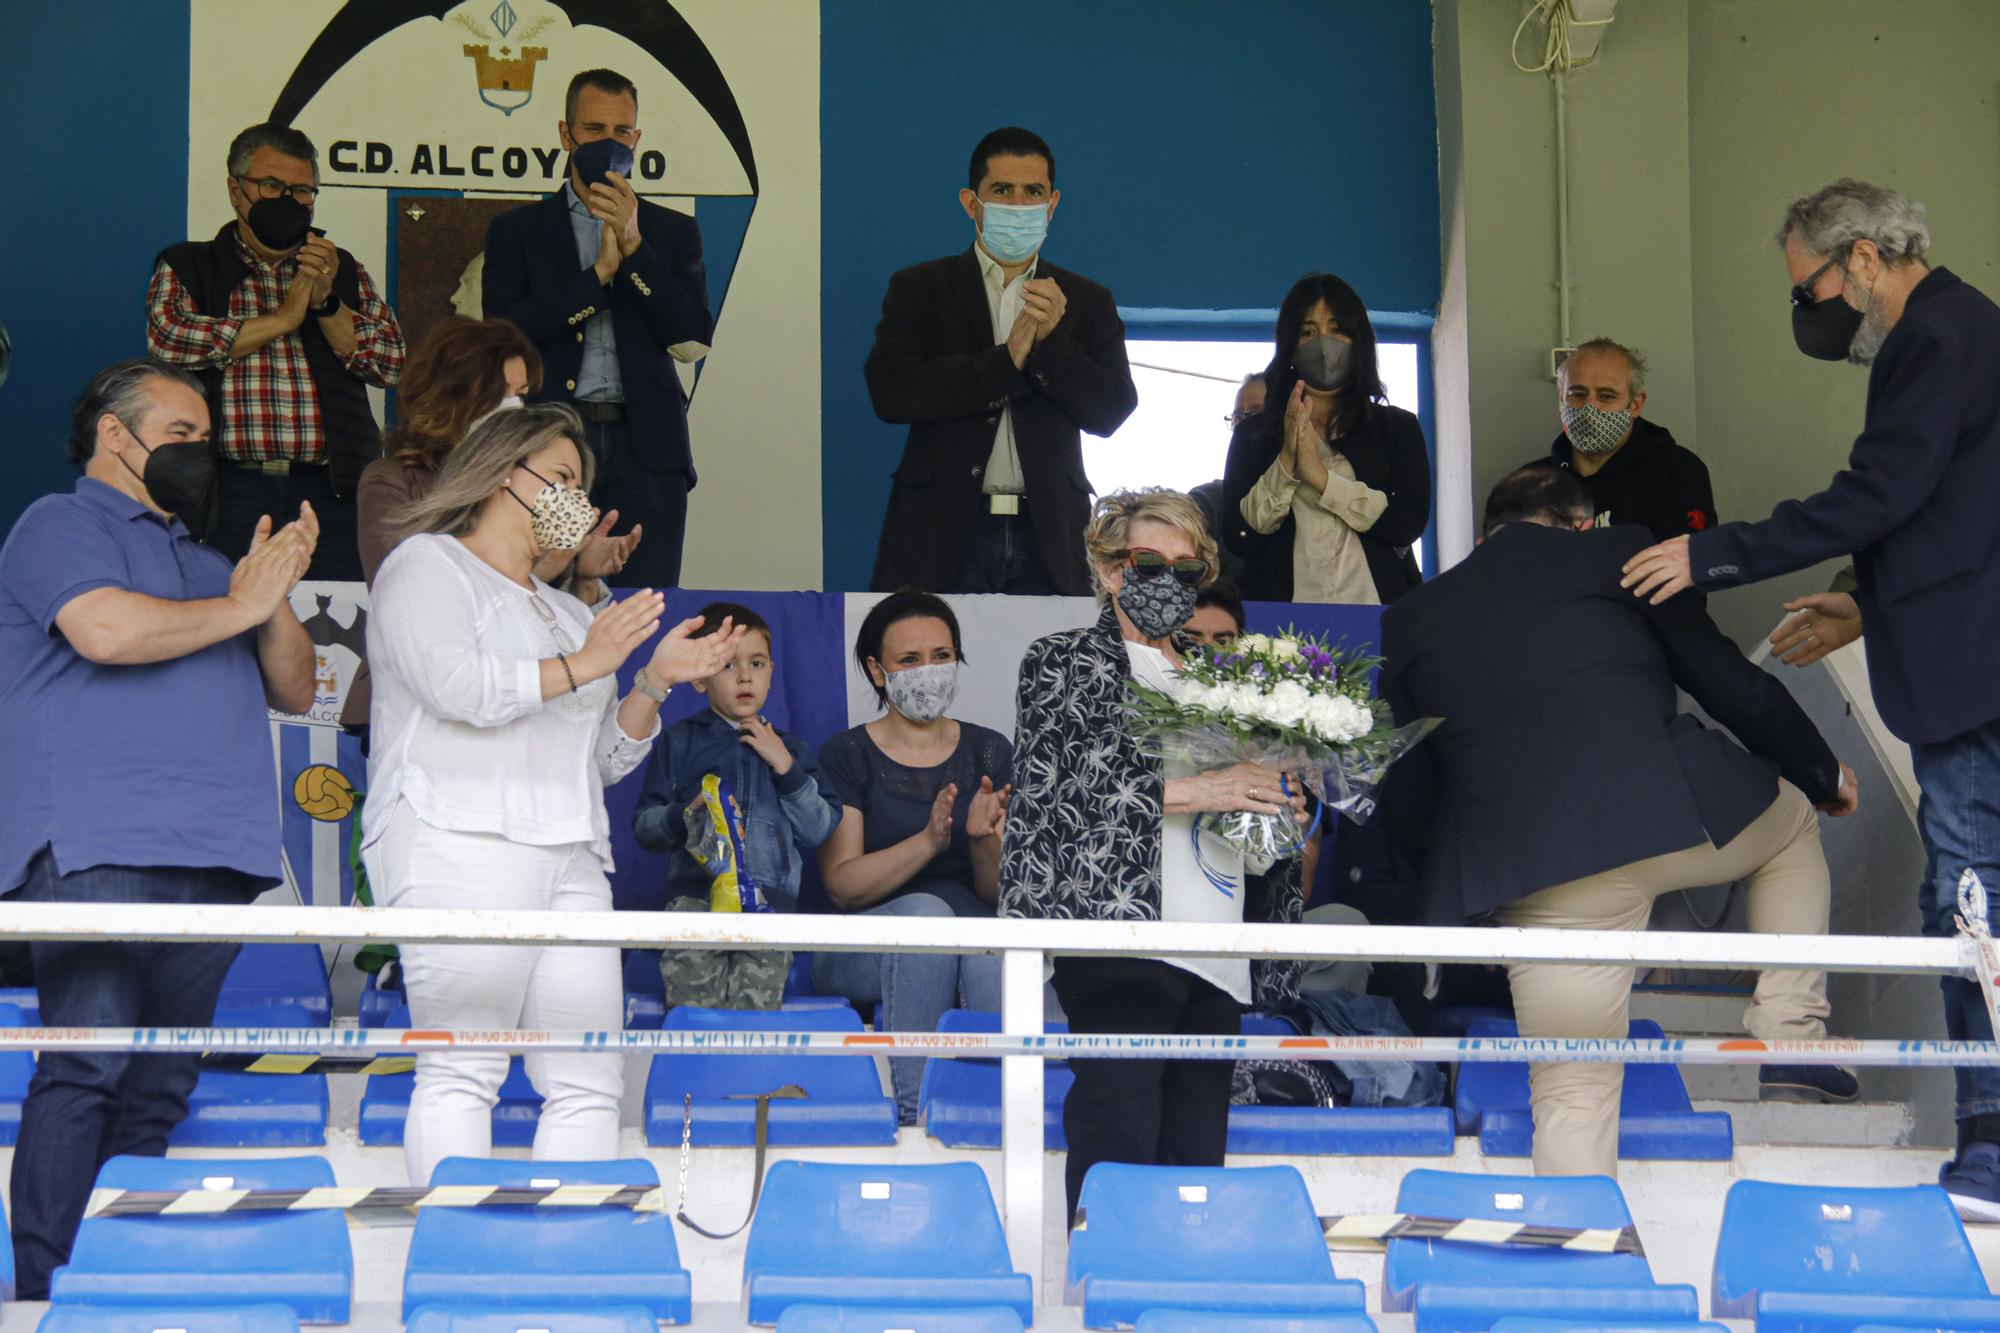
9, 851, 251, 1298
812, 885, 1002, 1123
945, 512, 1059, 595
582, 417, 689, 590
1912, 715, 2000, 1122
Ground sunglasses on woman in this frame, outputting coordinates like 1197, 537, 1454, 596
1120, 547, 1210, 586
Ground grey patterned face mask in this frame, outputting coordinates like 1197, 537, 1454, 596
1561, 403, 1632, 456
883, 660, 960, 723
1117, 571, 1200, 640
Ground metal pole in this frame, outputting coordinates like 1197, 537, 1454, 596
1000, 949, 1047, 1301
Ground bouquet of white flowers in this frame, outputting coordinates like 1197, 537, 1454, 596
1126, 629, 1437, 863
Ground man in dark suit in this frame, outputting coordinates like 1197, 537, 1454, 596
484, 68, 710, 589
1380, 467, 1857, 1179
865, 127, 1138, 595
1623, 180, 2000, 1216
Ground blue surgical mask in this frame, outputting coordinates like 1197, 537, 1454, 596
976, 201, 1049, 265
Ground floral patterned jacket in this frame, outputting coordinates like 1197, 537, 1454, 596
999, 601, 1305, 1003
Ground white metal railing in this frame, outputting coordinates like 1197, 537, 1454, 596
2, 901, 1990, 1298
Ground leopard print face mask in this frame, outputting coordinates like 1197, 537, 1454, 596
508, 465, 596, 551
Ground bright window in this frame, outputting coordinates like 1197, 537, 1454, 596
1083, 338, 1424, 497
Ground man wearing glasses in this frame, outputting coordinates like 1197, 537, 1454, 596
147, 123, 406, 581
1622, 179, 2000, 1218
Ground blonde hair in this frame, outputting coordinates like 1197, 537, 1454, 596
394, 403, 592, 540
1082, 488, 1218, 602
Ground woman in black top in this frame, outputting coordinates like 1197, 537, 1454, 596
815, 592, 1013, 1124
1221, 272, 1431, 604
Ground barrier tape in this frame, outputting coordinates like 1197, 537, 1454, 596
81, 1184, 1646, 1260
6, 1027, 2000, 1068
199, 1053, 416, 1076
1319, 1212, 1644, 1256
85, 1183, 664, 1221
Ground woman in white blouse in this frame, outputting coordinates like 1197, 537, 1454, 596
1219, 272, 1432, 605
363, 404, 742, 1183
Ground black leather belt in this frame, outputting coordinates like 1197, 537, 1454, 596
575, 401, 626, 422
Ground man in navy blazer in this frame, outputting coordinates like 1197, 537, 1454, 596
1624, 179, 2000, 1216
484, 68, 711, 589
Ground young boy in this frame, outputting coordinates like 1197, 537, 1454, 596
634, 603, 842, 1009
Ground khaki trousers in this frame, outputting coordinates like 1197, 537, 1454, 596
1492, 782, 1831, 1177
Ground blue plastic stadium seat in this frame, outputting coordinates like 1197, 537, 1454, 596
0, 1001, 32, 1148
1489, 1323, 1725, 1333
643, 1005, 896, 1146
622, 949, 666, 1031
52, 1155, 352, 1322
1382, 1170, 1699, 1331
405, 1308, 658, 1333
1068, 1164, 1367, 1328
1454, 1018, 1732, 1160
172, 1005, 328, 1147
37, 1306, 302, 1333
920, 1010, 1454, 1156
1435, 1006, 1512, 1038
0, 989, 41, 1024
741, 1162, 1032, 1325
775, 1308, 1026, 1332
1135, 1316, 1379, 1333
357, 1005, 542, 1147
2, 1190, 13, 1302
918, 1010, 1071, 1149
1711, 1179, 2000, 1332
217, 945, 332, 1025
357, 971, 403, 1028
1230, 1013, 1454, 1156
402, 1158, 690, 1323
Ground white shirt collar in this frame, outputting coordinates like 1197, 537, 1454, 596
975, 242, 1037, 291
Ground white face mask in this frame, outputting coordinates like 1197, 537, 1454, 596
882, 660, 960, 723
497, 395, 525, 409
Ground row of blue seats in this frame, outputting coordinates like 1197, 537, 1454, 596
19, 1151, 1998, 1330
2, 946, 1730, 1159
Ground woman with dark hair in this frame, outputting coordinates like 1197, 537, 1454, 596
1221, 273, 1431, 604
814, 590, 1013, 1123
345, 317, 639, 731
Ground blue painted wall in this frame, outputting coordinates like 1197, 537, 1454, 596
0, 3, 191, 539
818, 0, 1442, 591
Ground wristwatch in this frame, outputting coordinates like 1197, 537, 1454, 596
633, 666, 670, 704
312, 292, 342, 318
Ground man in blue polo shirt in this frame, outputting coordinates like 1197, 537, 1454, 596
0, 358, 317, 1298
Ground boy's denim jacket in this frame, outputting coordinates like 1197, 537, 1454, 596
632, 707, 842, 911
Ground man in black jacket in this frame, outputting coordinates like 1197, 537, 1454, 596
1381, 467, 1857, 1178
484, 69, 711, 588
1624, 179, 2000, 1216
865, 127, 1137, 595
1526, 338, 1717, 540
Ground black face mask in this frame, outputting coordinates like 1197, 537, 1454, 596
245, 194, 313, 251
570, 137, 634, 191
1792, 290, 1865, 362
115, 418, 218, 528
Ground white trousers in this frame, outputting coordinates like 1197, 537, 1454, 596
366, 803, 625, 1185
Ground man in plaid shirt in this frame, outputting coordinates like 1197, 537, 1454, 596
147, 123, 405, 581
